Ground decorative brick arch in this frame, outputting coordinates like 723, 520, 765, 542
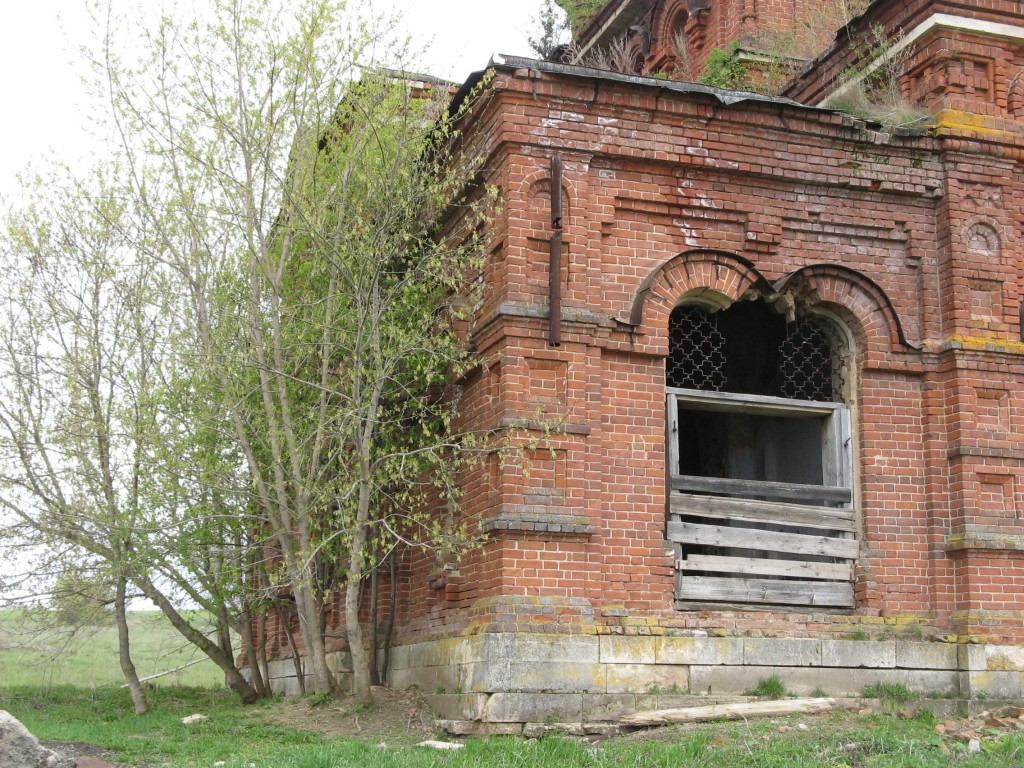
964, 220, 1001, 258
774, 264, 914, 354
655, 0, 690, 41
629, 250, 773, 352
649, 0, 690, 74
520, 165, 578, 221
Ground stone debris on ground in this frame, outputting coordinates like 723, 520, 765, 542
73, 759, 116, 768
181, 713, 209, 725
415, 740, 464, 750
932, 706, 1024, 748
0, 710, 74, 768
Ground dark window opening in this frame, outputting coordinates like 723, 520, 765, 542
678, 409, 824, 486
668, 301, 838, 402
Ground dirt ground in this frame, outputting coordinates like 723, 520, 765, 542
269, 685, 440, 747
42, 739, 123, 767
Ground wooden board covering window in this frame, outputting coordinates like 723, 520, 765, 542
667, 388, 855, 610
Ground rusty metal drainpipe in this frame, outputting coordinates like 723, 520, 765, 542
549, 156, 563, 347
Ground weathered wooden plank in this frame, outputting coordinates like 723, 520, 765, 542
675, 576, 854, 607
674, 600, 851, 614
671, 474, 852, 505
676, 555, 853, 581
621, 697, 836, 726
667, 521, 859, 559
823, 406, 852, 490
666, 394, 680, 481
666, 387, 844, 417
669, 492, 855, 531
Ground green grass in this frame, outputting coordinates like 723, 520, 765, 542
744, 675, 788, 699
5, 685, 1022, 767
0, 610, 228, 688
0, 686, 316, 766
863, 682, 916, 706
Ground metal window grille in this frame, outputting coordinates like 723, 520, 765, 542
779, 319, 835, 402
667, 306, 726, 391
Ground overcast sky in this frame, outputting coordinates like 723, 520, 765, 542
0, 0, 551, 605
0, 0, 550, 202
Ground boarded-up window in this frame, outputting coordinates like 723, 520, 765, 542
666, 302, 855, 609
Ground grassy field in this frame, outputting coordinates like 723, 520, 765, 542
0, 609, 227, 688
2, 685, 1023, 767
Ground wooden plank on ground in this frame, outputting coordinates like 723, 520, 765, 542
675, 576, 854, 607
667, 521, 859, 559
675, 554, 852, 581
669, 492, 855, 531
671, 475, 852, 505
621, 697, 836, 726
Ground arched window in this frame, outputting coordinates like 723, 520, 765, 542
667, 301, 842, 401
648, 1, 692, 78
666, 298, 856, 610
665, 8, 690, 77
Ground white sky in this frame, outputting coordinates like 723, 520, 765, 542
0, 0, 550, 605
0, 0, 549, 202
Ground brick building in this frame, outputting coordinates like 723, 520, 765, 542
259, 0, 1024, 725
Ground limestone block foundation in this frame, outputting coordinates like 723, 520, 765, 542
259, 633, 1024, 724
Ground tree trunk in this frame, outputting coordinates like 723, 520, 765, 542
114, 576, 149, 715
344, 478, 373, 704
271, 593, 305, 696
256, 593, 270, 692
217, 603, 235, 688
379, 552, 398, 683
368, 541, 380, 686
132, 571, 259, 703
239, 601, 268, 698
621, 698, 836, 726
217, 605, 235, 663
291, 581, 339, 696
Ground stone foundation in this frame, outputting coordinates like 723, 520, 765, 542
259, 632, 1024, 723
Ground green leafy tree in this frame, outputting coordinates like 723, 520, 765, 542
0, 163, 264, 706
528, 0, 571, 60
50, 568, 115, 627
0, 166, 160, 713
93, 0, 496, 702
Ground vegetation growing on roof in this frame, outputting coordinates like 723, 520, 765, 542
528, 0, 572, 60
698, 41, 748, 90
555, 0, 607, 32
826, 23, 930, 128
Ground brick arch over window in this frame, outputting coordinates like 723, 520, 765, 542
774, 264, 914, 356
655, 0, 689, 42
649, 0, 690, 75
629, 250, 774, 355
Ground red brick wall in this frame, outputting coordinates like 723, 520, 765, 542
257, 4, 1024, 664
377, 49, 1024, 646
